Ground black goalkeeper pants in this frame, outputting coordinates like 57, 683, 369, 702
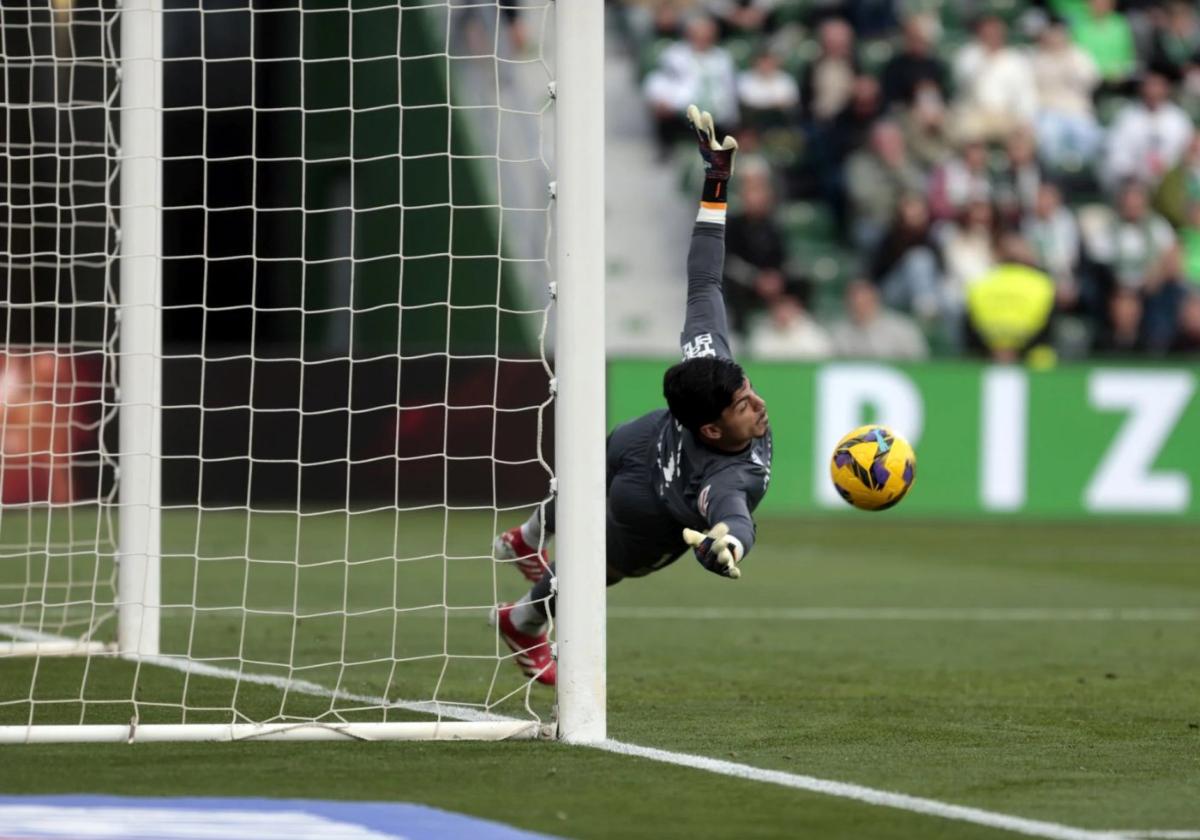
531, 412, 689, 615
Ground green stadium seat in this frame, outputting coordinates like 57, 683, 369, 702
778, 200, 836, 242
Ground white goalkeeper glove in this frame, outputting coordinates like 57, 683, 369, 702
682, 522, 743, 580
686, 104, 738, 181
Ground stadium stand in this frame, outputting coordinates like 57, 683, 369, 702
624, 0, 1200, 360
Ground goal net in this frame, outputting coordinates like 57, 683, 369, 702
0, 0, 604, 743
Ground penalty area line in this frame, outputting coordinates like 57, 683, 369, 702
594, 740, 1118, 840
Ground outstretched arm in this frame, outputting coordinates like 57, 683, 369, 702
680, 105, 738, 362
682, 493, 756, 579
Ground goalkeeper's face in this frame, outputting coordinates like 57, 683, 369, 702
714, 378, 768, 447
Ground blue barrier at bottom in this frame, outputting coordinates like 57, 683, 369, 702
0, 794, 561, 840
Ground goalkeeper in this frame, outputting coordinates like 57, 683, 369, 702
493, 106, 772, 686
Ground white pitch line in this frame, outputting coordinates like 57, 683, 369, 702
0, 629, 1129, 839
606, 606, 1200, 622
1104, 832, 1200, 839
595, 740, 1118, 840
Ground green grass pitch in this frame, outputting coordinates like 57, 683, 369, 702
1, 510, 1198, 838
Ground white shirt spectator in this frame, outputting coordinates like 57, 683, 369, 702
1103, 100, 1194, 189
1023, 205, 1080, 285
829, 311, 929, 359
1031, 37, 1099, 116
644, 40, 740, 127
953, 42, 1037, 125
1090, 212, 1177, 289
747, 298, 834, 360
737, 64, 799, 112
939, 223, 996, 302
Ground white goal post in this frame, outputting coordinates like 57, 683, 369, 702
0, 0, 604, 744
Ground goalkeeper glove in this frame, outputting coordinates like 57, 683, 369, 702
686, 104, 738, 181
682, 522, 743, 580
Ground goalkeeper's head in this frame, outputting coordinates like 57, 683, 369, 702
663, 357, 768, 451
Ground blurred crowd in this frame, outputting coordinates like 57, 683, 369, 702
620, 0, 1200, 361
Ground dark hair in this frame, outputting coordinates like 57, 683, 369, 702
662, 356, 745, 435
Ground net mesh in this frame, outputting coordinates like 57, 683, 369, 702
0, 0, 557, 732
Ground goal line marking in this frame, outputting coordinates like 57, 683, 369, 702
605, 606, 1200, 622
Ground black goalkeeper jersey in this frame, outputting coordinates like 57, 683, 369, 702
645, 221, 773, 558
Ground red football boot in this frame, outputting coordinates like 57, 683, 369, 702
494, 602, 556, 686
493, 525, 550, 582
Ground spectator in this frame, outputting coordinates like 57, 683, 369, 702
1030, 21, 1103, 170
1092, 180, 1179, 289
827, 74, 885, 154
703, 0, 780, 36
1092, 287, 1148, 354
1090, 180, 1185, 349
1023, 182, 1084, 310
881, 14, 948, 108
723, 164, 793, 333
738, 49, 800, 131
952, 15, 1037, 142
871, 194, 944, 321
798, 18, 859, 124
965, 235, 1057, 362
1153, 132, 1200, 228
643, 14, 739, 158
747, 294, 834, 359
939, 199, 998, 305
897, 80, 955, 172
1149, 0, 1200, 82
1102, 72, 1194, 191
829, 279, 930, 359
1070, 0, 1137, 89
621, 0, 695, 40
994, 128, 1042, 226
844, 120, 926, 250
821, 74, 886, 236
1169, 291, 1200, 353
928, 137, 991, 221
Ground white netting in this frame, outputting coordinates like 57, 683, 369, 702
0, 2, 121, 648
0, 0, 558, 734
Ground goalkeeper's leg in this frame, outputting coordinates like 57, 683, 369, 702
494, 420, 628, 582
494, 505, 553, 582
498, 516, 685, 686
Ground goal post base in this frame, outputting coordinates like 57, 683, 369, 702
0, 720, 549, 745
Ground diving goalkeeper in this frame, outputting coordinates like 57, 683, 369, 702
493, 106, 773, 686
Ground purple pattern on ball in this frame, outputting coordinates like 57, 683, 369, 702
870, 460, 890, 488
903, 461, 914, 486
835, 451, 853, 468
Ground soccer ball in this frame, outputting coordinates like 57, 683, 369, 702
829, 424, 916, 511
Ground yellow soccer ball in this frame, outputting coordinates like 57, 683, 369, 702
829, 424, 916, 511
